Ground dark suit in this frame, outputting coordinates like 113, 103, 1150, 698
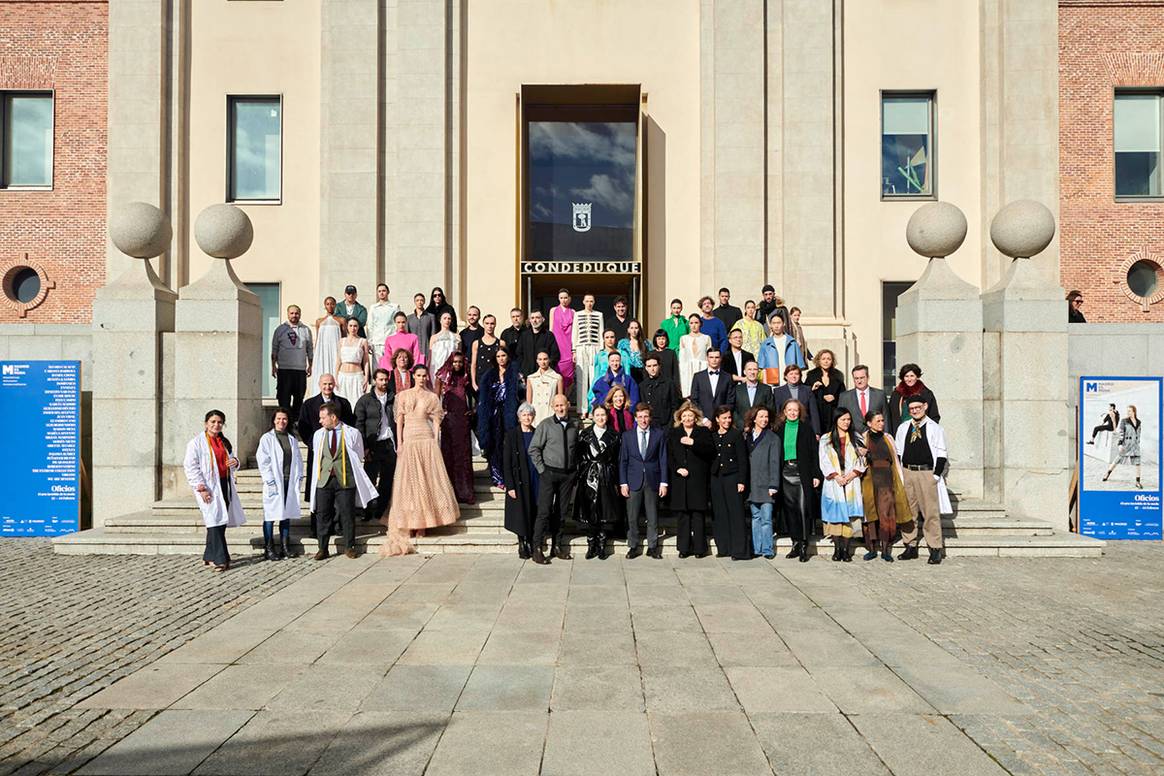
732, 381, 775, 429
689, 368, 733, 423
721, 348, 755, 380
298, 393, 354, 533
837, 386, 890, 437
640, 375, 682, 428
353, 389, 397, 517
667, 426, 715, 556
772, 382, 822, 436
619, 425, 669, 551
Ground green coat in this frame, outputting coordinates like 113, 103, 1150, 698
659, 315, 690, 352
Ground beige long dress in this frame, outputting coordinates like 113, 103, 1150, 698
381, 387, 460, 556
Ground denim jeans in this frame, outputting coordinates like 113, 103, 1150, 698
749, 502, 774, 557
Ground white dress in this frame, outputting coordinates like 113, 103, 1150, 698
429, 331, 460, 374
335, 341, 367, 404
312, 317, 342, 396
678, 333, 711, 397
527, 369, 561, 426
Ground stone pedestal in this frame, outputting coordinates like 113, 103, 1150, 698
91, 262, 176, 519
166, 261, 263, 490
896, 258, 985, 501
981, 258, 1070, 523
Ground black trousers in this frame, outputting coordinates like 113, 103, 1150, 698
1091, 419, 1115, 440
203, 477, 232, 566
710, 474, 750, 559
781, 461, 811, 542
534, 469, 572, 548
315, 480, 356, 553
276, 369, 308, 425
364, 438, 397, 519
674, 509, 707, 556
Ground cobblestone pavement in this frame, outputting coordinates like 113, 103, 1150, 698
1, 539, 1163, 775
0, 540, 314, 776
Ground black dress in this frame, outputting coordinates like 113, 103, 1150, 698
502, 427, 539, 541
805, 367, 846, 434
709, 427, 751, 559
573, 426, 623, 540
473, 337, 501, 388
667, 425, 715, 556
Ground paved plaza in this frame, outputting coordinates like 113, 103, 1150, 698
2, 540, 1164, 775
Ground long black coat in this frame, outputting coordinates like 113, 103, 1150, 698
773, 419, 822, 531
573, 426, 623, 531
502, 427, 537, 537
641, 376, 682, 428
666, 426, 715, 511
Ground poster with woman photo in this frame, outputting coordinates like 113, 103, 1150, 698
1078, 376, 1162, 539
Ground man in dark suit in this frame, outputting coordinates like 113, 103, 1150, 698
836, 363, 890, 437
772, 364, 822, 436
639, 354, 682, 427
688, 349, 733, 428
732, 361, 774, 428
499, 307, 525, 354
353, 368, 396, 521
619, 404, 669, 559
297, 374, 354, 537
722, 328, 755, 382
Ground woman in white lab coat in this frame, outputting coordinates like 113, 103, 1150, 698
183, 409, 246, 571
255, 407, 304, 560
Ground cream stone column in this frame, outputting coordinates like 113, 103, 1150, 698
896, 203, 984, 502
93, 203, 177, 519
169, 206, 263, 485
981, 201, 1069, 524
701, 0, 765, 295
383, 0, 450, 298
320, 0, 381, 300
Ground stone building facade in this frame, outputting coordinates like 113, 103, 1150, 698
1059, 0, 1164, 321
0, 0, 107, 324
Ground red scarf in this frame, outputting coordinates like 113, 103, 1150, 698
894, 379, 927, 398
207, 434, 230, 479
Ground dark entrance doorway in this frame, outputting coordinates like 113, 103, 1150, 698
524, 272, 641, 325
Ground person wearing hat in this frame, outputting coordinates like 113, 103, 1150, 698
893, 396, 952, 565
335, 285, 368, 338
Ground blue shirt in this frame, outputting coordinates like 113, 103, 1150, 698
700, 314, 728, 353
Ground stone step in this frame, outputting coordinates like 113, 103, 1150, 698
52, 525, 1106, 558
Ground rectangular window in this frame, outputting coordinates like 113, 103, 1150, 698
247, 282, 281, 397
881, 92, 934, 199
228, 96, 282, 202
882, 281, 912, 393
1, 91, 53, 189
1115, 91, 1162, 198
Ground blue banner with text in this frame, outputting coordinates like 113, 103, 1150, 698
0, 361, 81, 537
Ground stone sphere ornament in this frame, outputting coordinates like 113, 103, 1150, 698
990, 200, 1055, 259
194, 204, 254, 259
905, 202, 967, 259
109, 202, 173, 259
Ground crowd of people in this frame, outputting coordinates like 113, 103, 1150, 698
183, 282, 953, 570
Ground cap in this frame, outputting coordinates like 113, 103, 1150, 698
344, 285, 357, 294
906, 396, 928, 407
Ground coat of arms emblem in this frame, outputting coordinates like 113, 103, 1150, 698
572, 202, 592, 233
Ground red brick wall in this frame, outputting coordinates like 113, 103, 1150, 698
1060, 0, 1164, 322
0, 0, 106, 324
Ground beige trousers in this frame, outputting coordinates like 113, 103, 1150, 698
901, 467, 943, 549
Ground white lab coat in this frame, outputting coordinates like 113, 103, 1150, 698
308, 422, 378, 511
255, 430, 305, 522
183, 433, 247, 529
894, 416, 954, 514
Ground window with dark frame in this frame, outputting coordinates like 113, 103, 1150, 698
228, 96, 282, 202
1, 91, 53, 189
1115, 90, 1163, 199
881, 92, 934, 199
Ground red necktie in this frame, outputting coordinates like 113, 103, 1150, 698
859, 391, 867, 416
329, 430, 337, 456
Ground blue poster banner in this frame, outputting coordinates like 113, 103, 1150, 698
1078, 376, 1163, 540
0, 361, 81, 537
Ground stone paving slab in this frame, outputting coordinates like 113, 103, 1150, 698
542, 711, 655, 776
424, 711, 548, 776
648, 712, 773, 776
76, 664, 226, 711
850, 713, 1011, 776
360, 665, 472, 714
751, 712, 892, 775
76, 709, 253, 775
193, 710, 350, 775
170, 664, 306, 711
306, 712, 446, 776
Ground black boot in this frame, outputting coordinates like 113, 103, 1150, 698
554, 541, 573, 561
585, 536, 598, 560
518, 539, 531, 559
841, 539, 852, 562
831, 540, 841, 562
531, 546, 550, 565
786, 541, 802, 560
928, 547, 943, 565
597, 532, 608, 560
799, 541, 811, 562
262, 538, 276, 561
899, 545, 919, 561
277, 536, 289, 560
